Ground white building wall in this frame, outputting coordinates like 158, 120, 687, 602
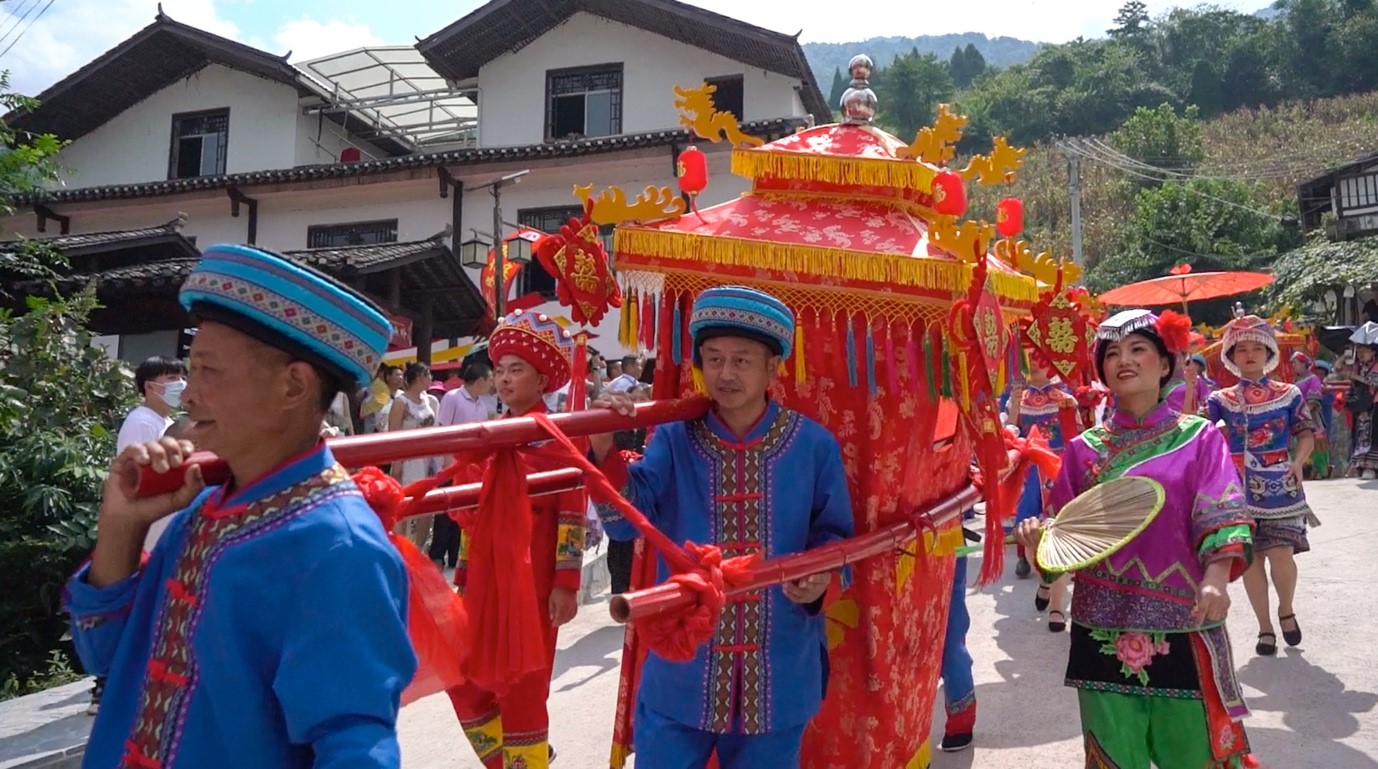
293, 110, 390, 166
477, 11, 806, 147
53, 65, 304, 189
5, 143, 750, 359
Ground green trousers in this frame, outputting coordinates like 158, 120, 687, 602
1079, 690, 1247, 769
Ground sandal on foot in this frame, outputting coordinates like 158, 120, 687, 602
1279, 613, 1302, 647
1048, 610, 1066, 633
1256, 632, 1277, 656
1034, 584, 1051, 612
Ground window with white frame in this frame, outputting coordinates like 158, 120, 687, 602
546, 64, 623, 141
1338, 172, 1378, 214
169, 109, 229, 179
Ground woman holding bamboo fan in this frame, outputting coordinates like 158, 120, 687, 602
1015, 309, 1259, 769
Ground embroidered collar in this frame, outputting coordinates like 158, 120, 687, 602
1108, 400, 1175, 431
215, 442, 336, 510
706, 400, 779, 444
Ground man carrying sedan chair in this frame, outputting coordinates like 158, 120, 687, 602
588, 286, 855, 769
64, 244, 417, 769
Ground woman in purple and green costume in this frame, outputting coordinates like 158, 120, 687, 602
1017, 309, 1257, 769
1207, 317, 1316, 658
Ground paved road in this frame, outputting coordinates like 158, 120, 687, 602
400, 477, 1378, 768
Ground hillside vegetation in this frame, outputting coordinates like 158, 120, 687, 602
967, 91, 1378, 292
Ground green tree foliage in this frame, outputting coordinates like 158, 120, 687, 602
0, 73, 64, 216
0, 73, 132, 695
946, 0, 1378, 145
1108, 1, 1151, 39
876, 49, 955, 139
948, 44, 987, 89
1087, 178, 1288, 292
828, 66, 847, 111
1108, 103, 1205, 174
0, 278, 135, 694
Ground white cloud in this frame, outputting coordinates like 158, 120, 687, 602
1, 0, 242, 96
273, 18, 385, 63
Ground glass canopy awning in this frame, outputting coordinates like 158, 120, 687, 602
298, 46, 479, 151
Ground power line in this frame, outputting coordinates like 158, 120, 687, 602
0, 0, 55, 59
0, 0, 39, 47
1059, 137, 1287, 221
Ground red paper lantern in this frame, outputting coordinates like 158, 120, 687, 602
996, 197, 1024, 238
931, 170, 967, 216
677, 146, 708, 196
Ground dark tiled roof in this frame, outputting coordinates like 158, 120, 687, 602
284, 240, 491, 338
16, 117, 809, 206
287, 239, 453, 274
0, 221, 196, 258
417, 0, 831, 123
42, 238, 490, 339
7, 13, 306, 144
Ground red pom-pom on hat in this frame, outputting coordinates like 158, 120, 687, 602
1155, 310, 1193, 355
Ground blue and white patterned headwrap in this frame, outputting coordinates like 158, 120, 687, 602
180, 244, 393, 387
689, 286, 795, 361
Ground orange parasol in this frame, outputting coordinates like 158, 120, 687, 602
1098, 264, 1273, 314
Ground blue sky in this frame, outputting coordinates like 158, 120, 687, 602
2, 0, 1271, 96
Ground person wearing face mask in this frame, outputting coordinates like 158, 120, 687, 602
86, 356, 191, 716
118, 357, 188, 550
1015, 309, 1257, 769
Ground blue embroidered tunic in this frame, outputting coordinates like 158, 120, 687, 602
65, 445, 417, 769
1206, 377, 1315, 521
598, 401, 854, 735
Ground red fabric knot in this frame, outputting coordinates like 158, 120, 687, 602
352, 466, 404, 530
163, 579, 197, 607
146, 658, 189, 687
122, 740, 162, 769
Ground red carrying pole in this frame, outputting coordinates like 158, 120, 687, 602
136, 398, 710, 497
401, 468, 585, 520
608, 450, 1024, 624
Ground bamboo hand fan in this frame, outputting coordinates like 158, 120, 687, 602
1036, 476, 1166, 575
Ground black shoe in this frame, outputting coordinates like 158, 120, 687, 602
1256, 632, 1277, 656
1034, 584, 1051, 612
940, 732, 973, 752
1047, 610, 1066, 633
87, 679, 104, 716
1014, 556, 1032, 579
1279, 613, 1302, 647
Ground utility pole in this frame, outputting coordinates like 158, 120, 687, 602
1065, 142, 1085, 269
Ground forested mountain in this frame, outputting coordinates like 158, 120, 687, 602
803, 34, 1042, 87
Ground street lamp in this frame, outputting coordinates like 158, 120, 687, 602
506, 234, 533, 265
458, 230, 491, 269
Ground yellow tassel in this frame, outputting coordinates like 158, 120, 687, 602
905, 740, 932, 769
733, 147, 939, 191
793, 323, 806, 382
691, 366, 708, 395
614, 228, 1039, 304
625, 292, 637, 349
958, 354, 971, 411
